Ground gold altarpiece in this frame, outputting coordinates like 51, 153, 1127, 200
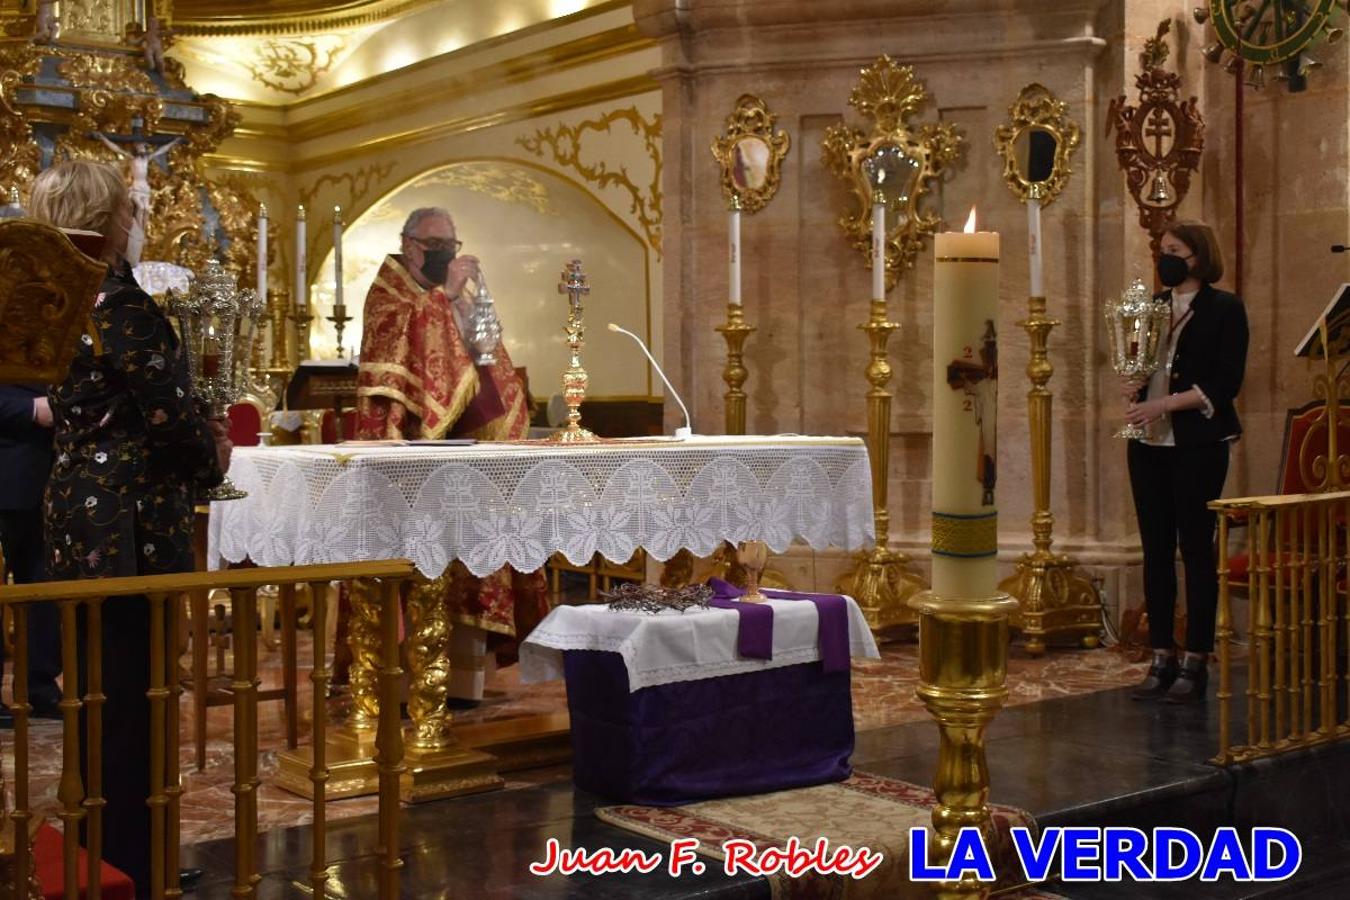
0, 0, 264, 280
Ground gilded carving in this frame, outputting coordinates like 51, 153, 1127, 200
417, 163, 557, 216
822, 56, 964, 289
710, 94, 790, 214
246, 36, 345, 96
405, 575, 451, 751
992, 83, 1081, 207
0, 43, 40, 195
62, 0, 117, 37
58, 52, 156, 93
0, 220, 108, 385
345, 579, 382, 731
298, 161, 397, 268
516, 106, 663, 257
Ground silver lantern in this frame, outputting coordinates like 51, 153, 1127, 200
168, 258, 265, 500
1103, 277, 1170, 440
467, 271, 502, 365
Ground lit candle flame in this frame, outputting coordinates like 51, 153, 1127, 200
964, 207, 978, 233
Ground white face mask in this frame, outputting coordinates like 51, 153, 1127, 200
122, 218, 145, 267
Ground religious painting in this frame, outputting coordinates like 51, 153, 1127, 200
731, 137, 771, 192
946, 320, 998, 506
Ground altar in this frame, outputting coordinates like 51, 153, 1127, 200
206, 435, 877, 800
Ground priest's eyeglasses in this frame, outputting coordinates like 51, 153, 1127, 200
406, 235, 463, 254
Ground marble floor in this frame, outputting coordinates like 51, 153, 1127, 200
1, 631, 1151, 848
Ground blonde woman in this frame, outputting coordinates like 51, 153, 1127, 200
30, 159, 229, 892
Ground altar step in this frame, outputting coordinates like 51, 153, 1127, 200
179, 661, 1350, 898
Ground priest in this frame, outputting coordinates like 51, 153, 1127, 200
354, 207, 550, 702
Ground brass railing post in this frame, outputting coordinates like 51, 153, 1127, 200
1256, 510, 1273, 750
58, 599, 85, 900
166, 593, 185, 899
281, 584, 299, 750
1273, 509, 1286, 743
11, 603, 33, 896
1302, 504, 1315, 740
231, 587, 260, 898
1215, 510, 1232, 763
308, 581, 332, 899
149, 593, 169, 900
374, 578, 406, 898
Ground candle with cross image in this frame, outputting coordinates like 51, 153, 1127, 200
932, 208, 1000, 599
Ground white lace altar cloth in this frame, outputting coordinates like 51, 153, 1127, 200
520, 595, 880, 690
208, 435, 874, 579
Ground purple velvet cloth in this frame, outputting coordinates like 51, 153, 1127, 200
564, 650, 854, 805
707, 578, 852, 672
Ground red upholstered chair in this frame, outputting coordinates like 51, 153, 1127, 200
226, 401, 262, 447
1227, 399, 1350, 588
319, 407, 358, 444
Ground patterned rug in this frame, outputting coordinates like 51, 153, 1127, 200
596, 771, 1044, 899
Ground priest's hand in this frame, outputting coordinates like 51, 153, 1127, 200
1125, 397, 1168, 427
208, 418, 233, 473
443, 254, 481, 301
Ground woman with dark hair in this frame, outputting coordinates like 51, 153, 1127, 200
1124, 221, 1249, 704
29, 159, 230, 892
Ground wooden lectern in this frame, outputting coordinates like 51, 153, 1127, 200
285, 360, 360, 442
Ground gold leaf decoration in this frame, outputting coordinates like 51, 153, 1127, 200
246, 36, 345, 96
516, 106, 663, 258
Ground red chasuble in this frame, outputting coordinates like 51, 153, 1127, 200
354, 254, 549, 645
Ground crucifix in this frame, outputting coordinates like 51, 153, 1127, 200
945, 319, 998, 505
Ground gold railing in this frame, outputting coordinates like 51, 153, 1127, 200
0, 560, 418, 900
1212, 490, 1350, 765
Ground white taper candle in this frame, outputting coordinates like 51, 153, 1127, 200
729, 206, 742, 305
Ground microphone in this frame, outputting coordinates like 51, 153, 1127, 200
1334, 245, 1348, 253
607, 323, 693, 438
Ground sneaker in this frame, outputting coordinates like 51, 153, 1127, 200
1130, 655, 1179, 700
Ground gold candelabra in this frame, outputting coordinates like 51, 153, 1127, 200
911, 590, 1017, 899
549, 259, 598, 443
837, 294, 925, 631
329, 304, 352, 359
290, 307, 314, 364
717, 303, 754, 435
998, 296, 1102, 654
268, 286, 291, 369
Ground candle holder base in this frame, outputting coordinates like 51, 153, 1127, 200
999, 552, 1102, 656
909, 590, 1017, 897
547, 424, 598, 444
836, 546, 923, 632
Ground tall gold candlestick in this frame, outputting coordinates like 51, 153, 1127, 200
549, 259, 598, 443
716, 304, 754, 435
268, 286, 291, 370
912, 210, 1015, 899
837, 190, 925, 632
998, 295, 1102, 654
290, 308, 314, 364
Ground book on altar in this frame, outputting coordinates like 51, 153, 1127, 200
1295, 283, 1350, 359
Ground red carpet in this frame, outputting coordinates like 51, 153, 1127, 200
33, 824, 135, 900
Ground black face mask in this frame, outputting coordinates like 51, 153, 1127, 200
420, 248, 455, 285
1156, 253, 1191, 288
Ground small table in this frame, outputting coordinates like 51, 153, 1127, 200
521, 594, 880, 805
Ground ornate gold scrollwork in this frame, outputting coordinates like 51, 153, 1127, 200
822, 56, 964, 290
993, 83, 1081, 206
710, 94, 789, 215
516, 106, 663, 258
0, 220, 107, 384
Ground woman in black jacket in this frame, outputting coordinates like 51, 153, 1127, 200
1123, 221, 1249, 704
30, 159, 230, 893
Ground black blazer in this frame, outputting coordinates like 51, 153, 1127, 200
0, 384, 54, 511
1136, 283, 1249, 446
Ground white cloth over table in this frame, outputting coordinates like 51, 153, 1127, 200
519, 596, 880, 691
208, 436, 875, 579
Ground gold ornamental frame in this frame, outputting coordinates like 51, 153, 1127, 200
993, 83, 1081, 206
710, 93, 789, 215
822, 56, 963, 291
